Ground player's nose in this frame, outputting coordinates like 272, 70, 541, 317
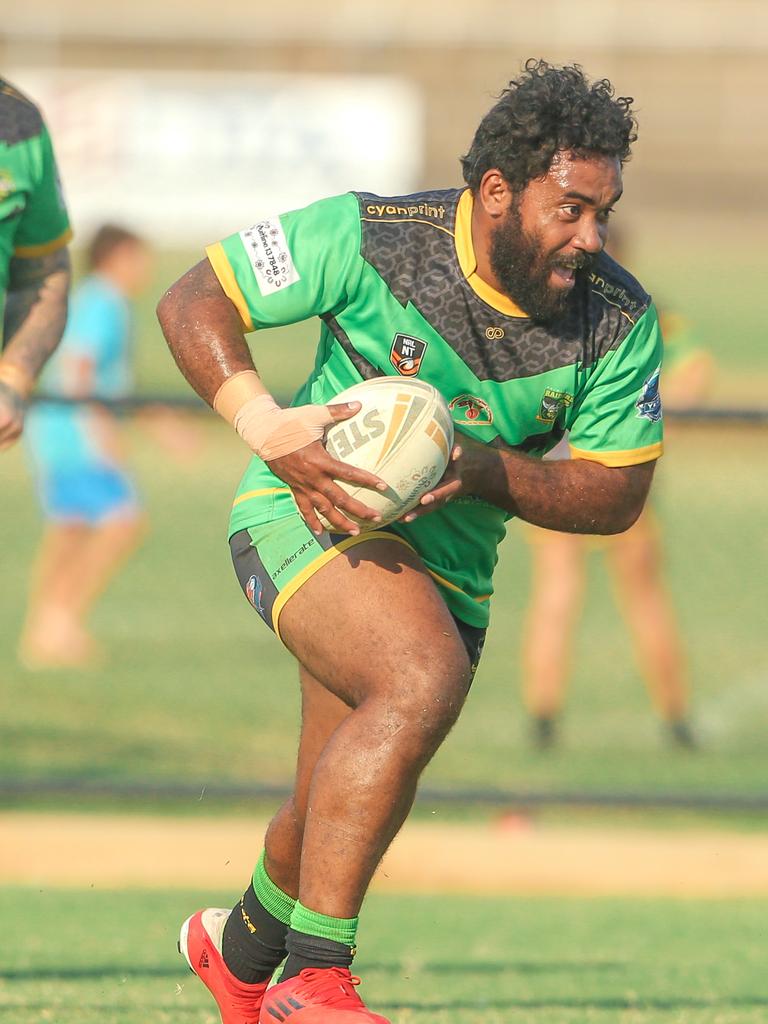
572, 220, 605, 255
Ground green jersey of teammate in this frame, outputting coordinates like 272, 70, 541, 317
207, 187, 663, 627
0, 79, 71, 308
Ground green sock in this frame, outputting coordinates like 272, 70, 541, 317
289, 899, 359, 947
221, 850, 295, 983
252, 850, 296, 926
280, 900, 359, 980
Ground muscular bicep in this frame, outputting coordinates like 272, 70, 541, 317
156, 258, 256, 406
568, 457, 657, 531
157, 258, 234, 324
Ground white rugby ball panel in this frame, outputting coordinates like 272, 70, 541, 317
320, 376, 453, 530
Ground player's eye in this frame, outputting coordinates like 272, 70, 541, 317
559, 204, 581, 220
598, 207, 616, 223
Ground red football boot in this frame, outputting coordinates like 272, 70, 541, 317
179, 908, 270, 1024
259, 966, 390, 1023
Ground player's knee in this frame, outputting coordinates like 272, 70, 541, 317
382, 652, 470, 753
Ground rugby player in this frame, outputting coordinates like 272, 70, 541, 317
20, 226, 152, 668
0, 78, 71, 450
158, 60, 664, 1024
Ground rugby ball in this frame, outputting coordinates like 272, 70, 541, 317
320, 376, 454, 530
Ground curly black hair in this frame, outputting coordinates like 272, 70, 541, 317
461, 59, 637, 191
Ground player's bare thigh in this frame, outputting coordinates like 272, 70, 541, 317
605, 506, 660, 578
278, 536, 471, 711
527, 527, 586, 606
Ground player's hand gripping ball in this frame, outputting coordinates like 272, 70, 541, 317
319, 376, 454, 530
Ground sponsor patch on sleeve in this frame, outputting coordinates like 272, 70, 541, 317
636, 366, 662, 422
239, 218, 300, 296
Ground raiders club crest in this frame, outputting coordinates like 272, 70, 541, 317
536, 388, 573, 424
390, 333, 428, 377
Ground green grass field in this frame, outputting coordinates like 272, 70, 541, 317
2, 419, 767, 801
2, 887, 767, 1023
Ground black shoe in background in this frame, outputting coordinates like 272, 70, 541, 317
667, 718, 699, 750
532, 715, 558, 750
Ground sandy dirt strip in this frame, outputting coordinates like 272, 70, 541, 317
3, 813, 768, 896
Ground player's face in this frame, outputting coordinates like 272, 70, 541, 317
110, 241, 153, 297
490, 151, 622, 322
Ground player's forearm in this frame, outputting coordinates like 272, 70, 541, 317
464, 444, 655, 534
1, 249, 70, 388
156, 258, 256, 407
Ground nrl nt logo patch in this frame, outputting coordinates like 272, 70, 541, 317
390, 333, 428, 376
449, 394, 493, 426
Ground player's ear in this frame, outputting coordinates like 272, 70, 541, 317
477, 169, 513, 219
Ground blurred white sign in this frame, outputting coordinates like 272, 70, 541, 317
11, 69, 423, 245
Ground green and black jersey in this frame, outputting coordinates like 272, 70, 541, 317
0, 79, 71, 325
207, 188, 663, 627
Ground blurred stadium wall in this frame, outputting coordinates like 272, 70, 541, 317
3, 0, 768, 230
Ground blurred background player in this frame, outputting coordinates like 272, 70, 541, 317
0, 77, 71, 449
520, 237, 714, 749
19, 225, 152, 668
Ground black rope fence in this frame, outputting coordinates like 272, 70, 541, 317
30, 393, 768, 425
1, 777, 767, 813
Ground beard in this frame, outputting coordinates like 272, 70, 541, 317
489, 202, 597, 323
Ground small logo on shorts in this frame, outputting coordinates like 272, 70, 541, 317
449, 394, 493, 426
485, 326, 504, 341
390, 333, 428, 376
245, 574, 265, 615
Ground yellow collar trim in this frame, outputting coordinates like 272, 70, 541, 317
454, 189, 529, 319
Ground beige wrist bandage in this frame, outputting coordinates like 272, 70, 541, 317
213, 370, 337, 460
0, 362, 33, 398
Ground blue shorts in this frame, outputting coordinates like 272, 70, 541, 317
36, 464, 139, 524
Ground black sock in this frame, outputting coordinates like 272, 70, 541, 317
280, 928, 355, 982
221, 883, 289, 984
668, 718, 698, 749
532, 715, 557, 748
